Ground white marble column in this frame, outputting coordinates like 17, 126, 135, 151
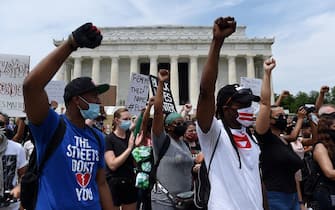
73, 57, 82, 79
110, 57, 119, 87
54, 64, 65, 80
228, 56, 237, 84
170, 56, 179, 105
246, 55, 255, 78
130, 56, 138, 78
149, 56, 158, 77
92, 56, 101, 83
189, 56, 198, 106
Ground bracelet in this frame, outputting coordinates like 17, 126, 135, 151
298, 200, 304, 204
67, 34, 78, 51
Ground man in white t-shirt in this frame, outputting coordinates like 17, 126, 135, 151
0, 112, 27, 210
196, 16, 274, 210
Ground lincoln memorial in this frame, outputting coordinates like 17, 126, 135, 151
54, 25, 274, 108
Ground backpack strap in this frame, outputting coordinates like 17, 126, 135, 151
88, 126, 102, 151
38, 117, 66, 172
207, 130, 221, 173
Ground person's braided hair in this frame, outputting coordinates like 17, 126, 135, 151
216, 97, 242, 169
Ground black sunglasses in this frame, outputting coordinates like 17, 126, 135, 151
320, 112, 335, 119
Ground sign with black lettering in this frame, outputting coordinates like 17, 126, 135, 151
126, 73, 150, 116
149, 75, 177, 113
0, 54, 30, 117
45, 80, 66, 104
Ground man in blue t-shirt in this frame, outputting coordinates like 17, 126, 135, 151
23, 23, 114, 210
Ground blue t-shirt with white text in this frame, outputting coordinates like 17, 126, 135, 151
29, 109, 105, 210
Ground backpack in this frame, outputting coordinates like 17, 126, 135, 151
302, 151, 321, 201
20, 117, 66, 210
193, 130, 221, 209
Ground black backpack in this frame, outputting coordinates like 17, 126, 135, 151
20, 118, 66, 210
193, 130, 221, 209
302, 151, 321, 201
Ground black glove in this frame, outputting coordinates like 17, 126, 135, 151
72, 23, 103, 49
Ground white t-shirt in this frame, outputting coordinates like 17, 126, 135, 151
196, 117, 263, 210
2, 140, 27, 210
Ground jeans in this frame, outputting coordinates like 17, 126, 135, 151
267, 191, 299, 210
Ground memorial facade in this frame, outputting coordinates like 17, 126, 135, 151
54, 25, 274, 107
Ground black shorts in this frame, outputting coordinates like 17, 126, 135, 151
108, 177, 138, 206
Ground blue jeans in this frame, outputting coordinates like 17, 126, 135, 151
267, 191, 299, 210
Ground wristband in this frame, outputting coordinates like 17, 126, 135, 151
298, 200, 304, 204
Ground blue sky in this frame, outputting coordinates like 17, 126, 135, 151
1, 0, 334, 95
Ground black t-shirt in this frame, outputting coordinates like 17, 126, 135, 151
256, 129, 304, 193
105, 131, 136, 179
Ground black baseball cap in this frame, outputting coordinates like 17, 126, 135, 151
217, 84, 260, 106
63, 77, 109, 103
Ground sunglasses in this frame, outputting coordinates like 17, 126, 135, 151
320, 112, 335, 119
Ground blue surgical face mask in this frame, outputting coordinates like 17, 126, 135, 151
78, 96, 100, 120
120, 120, 131, 131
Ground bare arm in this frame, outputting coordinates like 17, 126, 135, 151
12, 118, 25, 142
136, 97, 154, 145
104, 133, 134, 171
314, 143, 335, 180
197, 17, 236, 133
152, 70, 169, 137
255, 58, 276, 135
315, 86, 329, 112
96, 168, 114, 209
23, 23, 102, 125
284, 107, 306, 142
274, 90, 290, 107
23, 39, 75, 125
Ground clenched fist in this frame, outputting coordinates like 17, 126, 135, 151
71, 23, 103, 49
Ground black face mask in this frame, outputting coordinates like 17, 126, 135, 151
327, 130, 335, 141
173, 123, 187, 137
272, 115, 287, 131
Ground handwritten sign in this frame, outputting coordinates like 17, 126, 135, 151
149, 75, 177, 113
240, 77, 262, 96
45, 80, 66, 104
126, 73, 150, 116
0, 54, 30, 117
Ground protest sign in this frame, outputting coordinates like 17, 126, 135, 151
240, 77, 262, 114
126, 73, 150, 116
149, 75, 177, 113
240, 77, 262, 96
0, 54, 30, 117
45, 80, 66, 104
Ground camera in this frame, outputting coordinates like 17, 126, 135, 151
303, 104, 315, 114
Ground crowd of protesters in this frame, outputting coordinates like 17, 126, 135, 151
0, 16, 334, 210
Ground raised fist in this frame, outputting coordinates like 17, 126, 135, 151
320, 86, 329, 94
72, 23, 103, 49
213, 16, 236, 41
158, 69, 169, 82
281, 90, 290, 97
263, 58, 276, 73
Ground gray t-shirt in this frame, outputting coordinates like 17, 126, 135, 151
151, 132, 193, 206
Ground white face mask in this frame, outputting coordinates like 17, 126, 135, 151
236, 106, 255, 127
